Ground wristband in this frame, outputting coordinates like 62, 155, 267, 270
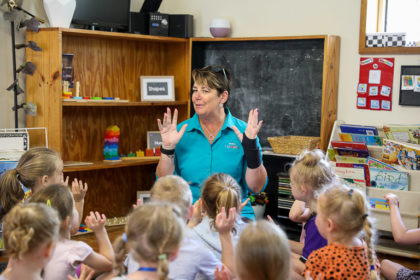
160, 146, 175, 156
242, 134, 261, 169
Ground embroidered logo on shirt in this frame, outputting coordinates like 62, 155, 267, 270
225, 142, 239, 150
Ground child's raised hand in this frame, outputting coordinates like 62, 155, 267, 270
85, 211, 106, 232
68, 264, 94, 280
238, 198, 250, 214
188, 199, 204, 228
384, 193, 399, 208
72, 179, 88, 202
215, 207, 236, 234
214, 265, 232, 280
132, 198, 142, 209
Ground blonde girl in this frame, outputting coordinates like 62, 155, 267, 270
29, 184, 113, 280
0, 147, 87, 234
214, 207, 291, 280
189, 173, 246, 260
0, 203, 60, 280
113, 202, 184, 280
303, 183, 379, 280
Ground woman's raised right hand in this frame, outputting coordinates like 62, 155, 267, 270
157, 107, 188, 149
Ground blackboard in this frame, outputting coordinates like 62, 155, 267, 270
191, 39, 325, 148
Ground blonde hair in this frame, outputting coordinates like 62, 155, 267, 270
151, 175, 192, 221
0, 147, 61, 220
318, 183, 378, 280
29, 184, 74, 237
236, 220, 290, 280
3, 202, 60, 259
290, 149, 336, 198
113, 202, 183, 279
201, 173, 241, 229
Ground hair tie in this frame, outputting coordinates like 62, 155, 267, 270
158, 253, 167, 260
15, 169, 20, 180
349, 189, 354, 197
362, 214, 368, 220
370, 264, 375, 271
122, 233, 128, 243
46, 199, 51, 207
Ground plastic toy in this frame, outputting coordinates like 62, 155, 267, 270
103, 125, 120, 161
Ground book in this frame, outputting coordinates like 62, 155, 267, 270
334, 166, 366, 181
331, 140, 368, 150
339, 133, 382, 146
383, 124, 420, 144
366, 156, 397, 171
336, 163, 365, 168
340, 124, 378, 136
382, 139, 420, 170
369, 198, 390, 210
334, 147, 370, 158
335, 156, 368, 164
369, 167, 409, 191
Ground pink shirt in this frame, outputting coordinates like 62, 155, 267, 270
43, 239, 93, 280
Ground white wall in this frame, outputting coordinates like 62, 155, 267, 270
0, 0, 419, 129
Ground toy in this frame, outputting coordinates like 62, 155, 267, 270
103, 125, 120, 161
145, 148, 154, 156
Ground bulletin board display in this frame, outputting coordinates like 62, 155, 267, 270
357, 57, 395, 111
399, 65, 420, 106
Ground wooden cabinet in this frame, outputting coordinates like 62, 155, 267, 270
26, 28, 191, 217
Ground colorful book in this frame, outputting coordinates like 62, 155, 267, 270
339, 133, 382, 146
366, 156, 397, 171
383, 124, 420, 144
336, 163, 365, 169
334, 147, 370, 158
340, 124, 378, 136
331, 140, 368, 150
335, 156, 368, 164
369, 198, 390, 210
382, 139, 420, 170
369, 167, 409, 191
334, 166, 366, 181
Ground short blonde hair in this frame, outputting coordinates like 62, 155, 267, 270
3, 202, 60, 259
318, 183, 378, 280
290, 149, 336, 197
113, 202, 183, 280
151, 175, 192, 221
236, 220, 290, 280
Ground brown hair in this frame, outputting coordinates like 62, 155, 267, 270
0, 147, 61, 220
113, 202, 183, 279
318, 184, 378, 280
201, 173, 241, 229
29, 184, 74, 237
236, 220, 290, 280
290, 149, 336, 198
3, 202, 60, 260
151, 175, 192, 221
192, 65, 232, 107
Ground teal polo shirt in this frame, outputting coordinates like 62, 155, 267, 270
174, 108, 267, 219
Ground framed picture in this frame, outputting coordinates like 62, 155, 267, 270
147, 131, 162, 149
140, 76, 175, 102
137, 191, 151, 204
399, 65, 420, 106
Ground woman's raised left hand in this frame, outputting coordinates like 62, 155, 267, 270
232, 108, 263, 142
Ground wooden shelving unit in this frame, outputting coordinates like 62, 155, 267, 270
26, 28, 191, 218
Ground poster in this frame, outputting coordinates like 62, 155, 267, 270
357, 57, 395, 111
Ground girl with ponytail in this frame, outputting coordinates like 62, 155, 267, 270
303, 183, 380, 280
112, 202, 183, 280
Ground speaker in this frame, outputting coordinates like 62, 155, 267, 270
169, 14, 193, 38
129, 12, 148, 34
149, 12, 169, 36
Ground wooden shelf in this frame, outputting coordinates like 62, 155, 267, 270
62, 100, 189, 107
63, 158, 159, 172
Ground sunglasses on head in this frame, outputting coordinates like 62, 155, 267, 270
211, 66, 228, 84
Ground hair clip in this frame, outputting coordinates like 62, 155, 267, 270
46, 199, 51, 207
349, 189, 354, 197
370, 264, 375, 271
362, 214, 368, 220
158, 253, 167, 260
122, 233, 128, 243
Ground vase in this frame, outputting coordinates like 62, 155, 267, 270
43, 0, 76, 28
210, 18, 231, 38
252, 204, 266, 220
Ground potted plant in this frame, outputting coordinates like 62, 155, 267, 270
248, 191, 269, 220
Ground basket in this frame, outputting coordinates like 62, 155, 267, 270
267, 136, 320, 155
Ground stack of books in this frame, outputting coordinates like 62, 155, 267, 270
278, 175, 294, 210
338, 124, 382, 146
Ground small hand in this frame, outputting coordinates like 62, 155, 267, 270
215, 207, 236, 235
266, 214, 276, 224
384, 193, 399, 208
214, 265, 231, 280
305, 271, 322, 280
132, 198, 142, 209
72, 179, 88, 202
68, 264, 95, 280
232, 109, 263, 142
157, 107, 188, 149
238, 198, 250, 214
85, 211, 106, 232
61, 175, 69, 186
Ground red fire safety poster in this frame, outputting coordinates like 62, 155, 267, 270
357, 57, 394, 111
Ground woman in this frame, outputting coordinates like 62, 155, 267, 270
156, 66, 267, 218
